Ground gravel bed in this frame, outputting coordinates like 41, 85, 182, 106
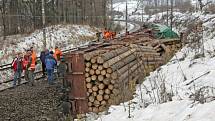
0, 80, 63, 121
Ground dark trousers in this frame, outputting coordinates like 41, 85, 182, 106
13, 70, 22, 87
42, 63, 46, 76
47, 69, 54, 84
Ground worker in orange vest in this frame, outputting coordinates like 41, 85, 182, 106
26, 49, 36, 86
103, 28, 108, 39
105, 31, 111, 40
54, 46, 63, 62
30, 47, 37, 62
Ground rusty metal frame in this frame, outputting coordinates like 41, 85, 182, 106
65, 52, 88, 117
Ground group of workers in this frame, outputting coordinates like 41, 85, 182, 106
96, 28, 117, 42
11, 46, 65, 87
103, 29, 117, 40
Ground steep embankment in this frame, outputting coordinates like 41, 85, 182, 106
88, 12, 215, 121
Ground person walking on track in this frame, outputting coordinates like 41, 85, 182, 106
45, 51, 57, 85
12, 52, 24, 87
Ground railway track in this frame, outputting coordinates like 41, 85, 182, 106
0, 21, 141, 92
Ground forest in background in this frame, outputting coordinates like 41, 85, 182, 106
0, 0, 108, 37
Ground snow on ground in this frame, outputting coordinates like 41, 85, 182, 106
88, 1, 215, 120
113, 0, 149, 21
94, 100, 215, 121
0, 25, 98, 65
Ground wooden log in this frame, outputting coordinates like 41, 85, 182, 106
87, 92, 90, 96
89, 107, 93, 112
103, 94, 110, 100
114, 84, 119, 88
105, 89, 111, 94
103, 79, 110, 85
98, 65, 103, 71
118, 65, 145, 83
91, 75, 97, 81
111, 54, 137, 72
103, 49, 136, 68
89, 69, 95, 75
85, 73, 90, 78
111, 60, 143, 80
85, 67, 90, 72
107, 68, 113, 74
108, 84, 114, 90
88, 102, 93, 107
98, 75, 104, 82
92, 64, 98, 70
106, 73, 111, 78
110, 94, 115, 99
101, 101, 107, 106
98, 106, 105, 112
101, 70, 106, 76
86, 83, 92, 89
85, 62, 91, 68
89, 96, 95, 102
84, 50, 105, 61
88, 88, 93, 93
96, 95, 103, 101
92, 107, 99, 113
98, 83, 105, 90
112, 89, 120, 95
95, 70, 101, 75
110, 80, 115, 84
92, 86, 98, 92
97, 47, 129, 64
91, 57, 97, 64
98, 90, 104, 95
93, 92, 97, 96
94, 100, 100, 107
107, 99, 113, 105
86, 77, 91, 82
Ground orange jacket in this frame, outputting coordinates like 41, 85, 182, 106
29, 51, 36, 70
105, 32, 111, 40
32, 51, 37, 61
30, 55, 36, 70
54, 48, 63, 61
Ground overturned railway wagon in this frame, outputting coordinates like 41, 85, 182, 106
64, 29, 182, 116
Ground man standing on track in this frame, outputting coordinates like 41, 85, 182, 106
27, 50, 36, 86
45, 51, 57, 85
12, 52, 24, 87
40, 49, 47, 77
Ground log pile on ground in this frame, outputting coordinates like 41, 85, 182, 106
83, 42, 164, 113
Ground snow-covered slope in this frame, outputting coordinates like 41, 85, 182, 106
88, 1, 215, 120
0, 25, 98, 65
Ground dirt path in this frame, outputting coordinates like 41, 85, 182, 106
0, 80, 62, 121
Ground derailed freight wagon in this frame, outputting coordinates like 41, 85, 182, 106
63, 30, 181, 118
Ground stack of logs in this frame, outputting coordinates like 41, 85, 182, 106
84, 44, 164, 113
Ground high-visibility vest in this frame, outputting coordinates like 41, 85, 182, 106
30, 56, 36, 70
32, 51, 37, 60
54, 48, 63, 61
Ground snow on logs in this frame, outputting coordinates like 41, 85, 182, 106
84, 44, 164, 113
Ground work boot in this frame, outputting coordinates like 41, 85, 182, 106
18, 79, 21, 85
